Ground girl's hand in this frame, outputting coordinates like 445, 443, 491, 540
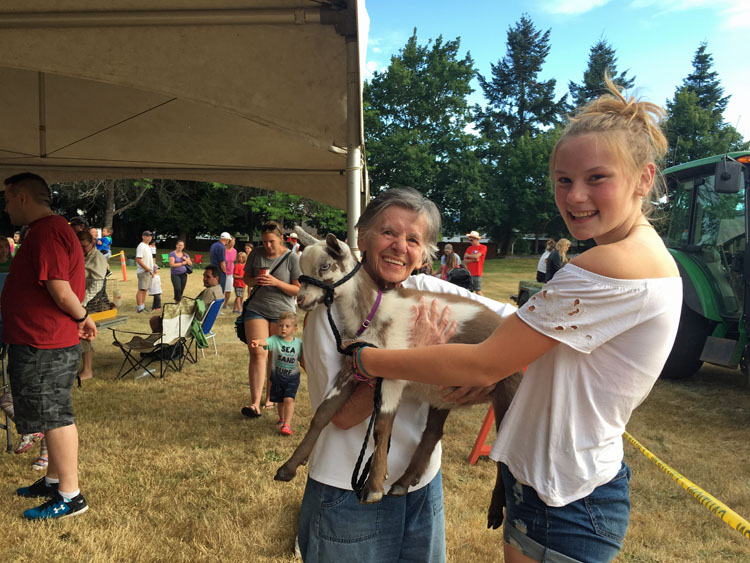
440, 383, 497, 406
249, 339, 262, 348
408, 296, 457, 348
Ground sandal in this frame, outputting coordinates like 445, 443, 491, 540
240, 405, 261, 418
32, 456, 48, 471
15, 432, 44, 455
263, 403, 275, 410
280, 424, 292, 436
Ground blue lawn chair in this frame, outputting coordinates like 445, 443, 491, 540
199, 298, 224, 357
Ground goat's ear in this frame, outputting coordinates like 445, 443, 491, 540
325, 233, 344, 260
294, 226, 320, 247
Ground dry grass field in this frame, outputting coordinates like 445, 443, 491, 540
0, 257, 748, 562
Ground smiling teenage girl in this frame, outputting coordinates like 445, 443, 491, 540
355, 79, 683, 562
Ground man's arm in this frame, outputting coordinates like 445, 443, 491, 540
45, 279, 97, 340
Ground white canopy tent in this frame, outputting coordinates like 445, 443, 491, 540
0, 0, 369, 242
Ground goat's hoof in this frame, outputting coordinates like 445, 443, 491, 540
487, 513, 504, 530
359, 490, 383, 504
387, 483, 408, 497
274, 464, 297, 482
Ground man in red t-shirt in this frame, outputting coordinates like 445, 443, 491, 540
2, 172, 97, 521
463, 230, 487, 296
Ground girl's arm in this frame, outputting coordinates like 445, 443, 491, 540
357, 313, 557, 387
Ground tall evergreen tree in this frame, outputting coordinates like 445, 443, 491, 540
475, 14, 567, 143
682, 42, 729, 115
474, 14, 566, 254
364, 30, 483, 235
665, 42, 746, 166
568, 38, 635, 108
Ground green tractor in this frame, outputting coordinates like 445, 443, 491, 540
660, 151, 750, 381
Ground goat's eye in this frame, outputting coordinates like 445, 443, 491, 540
320, 263, 330, 272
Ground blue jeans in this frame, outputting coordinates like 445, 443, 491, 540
502, 462, 631, 563
298, 471, 446, 563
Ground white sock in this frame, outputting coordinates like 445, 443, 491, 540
59, 489, 80, 502
137, 305, 145, 311
45, 476, 59, 486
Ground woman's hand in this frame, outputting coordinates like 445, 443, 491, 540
261, 273, 280, 287
408, 296, 457, 348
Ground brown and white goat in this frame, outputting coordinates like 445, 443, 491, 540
275, 233, 521, 527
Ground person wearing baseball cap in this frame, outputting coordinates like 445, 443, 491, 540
463, 230, 487, 295
135, 230, 155, 312
287, 232, 301, 255
210, 232, 231, 292
68, 216, 87, 233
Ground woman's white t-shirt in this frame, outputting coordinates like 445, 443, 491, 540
490, 265, 682, 506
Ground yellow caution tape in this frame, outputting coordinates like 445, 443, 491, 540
624, 432, 750, 539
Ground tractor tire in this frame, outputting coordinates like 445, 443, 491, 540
517, 290, 530, 308
660, 305, 712, 380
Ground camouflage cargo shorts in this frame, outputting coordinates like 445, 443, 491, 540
8, 343, 81, 434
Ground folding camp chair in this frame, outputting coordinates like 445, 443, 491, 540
193, 254, 203, 268
111, 298, 197, 379
161, 253, 170, 268
0, 344, 12, 452
199, 298, 223, 357
183, 298, 223, 363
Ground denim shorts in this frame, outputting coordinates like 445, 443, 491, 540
241, 308, 277, 323
501, 463, 631, 563
269, 373, 300, 402
8, 343, 81, 434
471, 275, 483, 292
298, 472, 446, 563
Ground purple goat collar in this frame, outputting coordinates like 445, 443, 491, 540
354, 290, 382, 337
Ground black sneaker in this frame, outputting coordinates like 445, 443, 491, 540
24, 492, 89, 520
16, 477, 58, 498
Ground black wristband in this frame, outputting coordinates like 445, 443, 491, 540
73, 311, 88, 323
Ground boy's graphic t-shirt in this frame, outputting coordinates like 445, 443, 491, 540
265, 335, 303, 380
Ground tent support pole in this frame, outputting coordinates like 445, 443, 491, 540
37, 72, 47, 158
345, 36, 362, 257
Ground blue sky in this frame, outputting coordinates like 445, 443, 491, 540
362, 0, 749, 140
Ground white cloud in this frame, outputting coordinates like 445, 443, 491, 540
544, 0, 611, 15
629, 0, 748, 26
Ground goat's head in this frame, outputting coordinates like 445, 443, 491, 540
297, 233, 359, 311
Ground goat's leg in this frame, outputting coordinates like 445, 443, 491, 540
275, 372, 358, 482
358, 407, 397, 504
389, 407, 450, 497
488, 462, 506, 530
358, 379, 407, 504
486, 371, 523, 529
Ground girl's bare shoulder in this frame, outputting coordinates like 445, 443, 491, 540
571, 233, 679, 280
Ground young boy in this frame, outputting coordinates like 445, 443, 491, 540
250, 311, 303, 436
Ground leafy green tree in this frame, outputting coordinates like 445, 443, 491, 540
568, 38, 635, 108
364, 30, 484, 235
481, 129, 562, 253
475, 14, 567, 143
682, 42, 729, 115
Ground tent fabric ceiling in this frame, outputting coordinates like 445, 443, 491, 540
0, 1, 367, 209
